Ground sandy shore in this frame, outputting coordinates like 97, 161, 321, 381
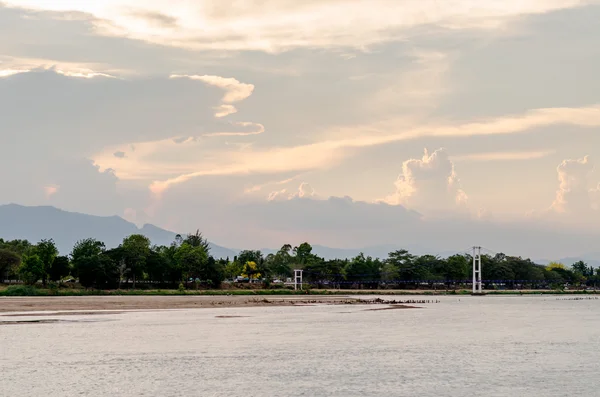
0, 295, 367, 313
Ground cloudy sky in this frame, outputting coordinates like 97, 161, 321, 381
1, 0, 600, 257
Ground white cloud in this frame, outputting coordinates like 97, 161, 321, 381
551, 155, 596, 215
0, 56, 125, 77
214, 104, 237, 118
170, 74, 255, 118
203, 122, 265, 137
384, 148, 468, 214
267, 188, 288, 202
92, 103, 600, 194
170, 74, 254, 103
452, 150, 555, 162
55, 70, 116, 79
3, 0, 594, 52
293, 182, 316, 199
268, 182, 316, 201
0, 69, 30, 78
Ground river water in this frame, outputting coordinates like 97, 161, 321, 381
1, 295, 599, 396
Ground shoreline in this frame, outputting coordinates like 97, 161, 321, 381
0, 295, 375, 313
1, 286, 597, 298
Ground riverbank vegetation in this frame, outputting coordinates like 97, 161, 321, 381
1, 232, 599, 295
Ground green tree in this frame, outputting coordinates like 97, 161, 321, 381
0, 248, 21, 280
265, 244, 294, 278
380, 262, 399, 285
293, 243, 314, 266
49, 256, 71, 282
174, 243, 209, 284
544, 268, 565, 289
0, 239, 33, 256
145, 247, 170, 285
224, 260, 244, 280
19, 254, 45, 285
413, 255, 443, 282
386, 249, 421, 286
71, 238, 106, 284
345, 253, 381, 288
34, 239, 58, 286
303, 257, 344, 287
204, 256, 225, 287
236, 250, 264, 267
121, 234, 151, 288
77, 254, 118, 289
183, 230, 211, 253
440, 255, 469, 286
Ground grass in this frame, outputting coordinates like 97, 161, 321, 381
1, 285, 598, 297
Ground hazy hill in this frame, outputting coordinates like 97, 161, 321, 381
0, 204, 237, 259
2, 204, 599, 266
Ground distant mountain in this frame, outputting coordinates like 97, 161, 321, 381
0, 204, 237, 258
2, 204, 599, 265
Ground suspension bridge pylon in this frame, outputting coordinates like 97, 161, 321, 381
472, 246, 485, 296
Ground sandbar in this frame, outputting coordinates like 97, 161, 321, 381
0, 295, 368, 313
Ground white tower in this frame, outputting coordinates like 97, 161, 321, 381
294, 269, 303, 291
472, 246, 483, 294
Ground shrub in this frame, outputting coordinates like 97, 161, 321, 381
0, 285, 43, 296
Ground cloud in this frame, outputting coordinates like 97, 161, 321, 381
551, 155, 596, 215
128, 10, 179, 29
214, 104, 237, 118
170, 74, 254, 103
93, 103, 600, 194
384, 148, 468, 214
267, 182, 316, 201
452, 150, 555, 162
244, 176, 299, 194
44, 185, 59, 198
203, 122, 265, 137
293, 182, 316, 199
2, 0, 593, 52
0, 69, 30, 77
113, 151, 126, 158
55, 69, 116, 79
170, 74, 255, 118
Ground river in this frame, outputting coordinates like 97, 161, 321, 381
1, 295, 599, 396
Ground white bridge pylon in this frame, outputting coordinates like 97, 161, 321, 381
294, 269, 303, 291
472, 246, 483, 294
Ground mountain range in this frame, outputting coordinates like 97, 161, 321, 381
1, 204, 599, 267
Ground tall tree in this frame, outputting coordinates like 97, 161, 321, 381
345, 253, 381, 288
386, 249, 419, 284
293, 243, 314, 266
19, 254, 45, 285
184, 230, 211, 253
265, 244, 294, 278
0, 248, 21, 280
71, 238, 107, 287
439, 255, 469, 286
34, 239, 58, 286
49, 256, 71, 282
174, 242, 209, 283
121, 234, 151, 288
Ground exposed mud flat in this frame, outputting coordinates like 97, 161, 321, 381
0, 295, 367, 313
364, 305, 421, 311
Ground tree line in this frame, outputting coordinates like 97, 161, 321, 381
0, 232, 598, 290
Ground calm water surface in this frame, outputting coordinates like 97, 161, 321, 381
1, 295, 600, 396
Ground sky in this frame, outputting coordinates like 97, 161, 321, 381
1, 0, 600, 258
